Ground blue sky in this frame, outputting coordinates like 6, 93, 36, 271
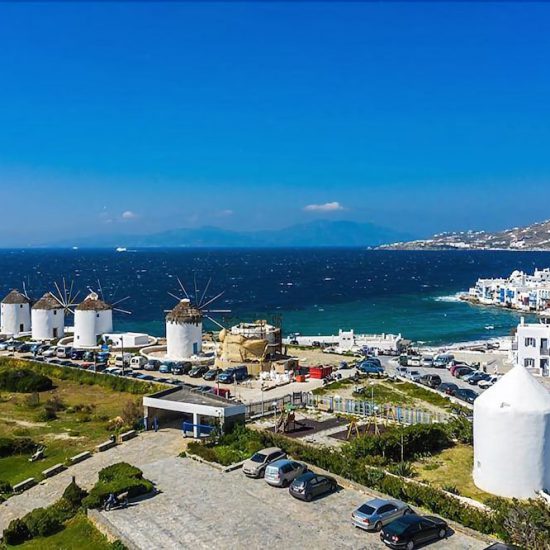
0, 2, 549, 245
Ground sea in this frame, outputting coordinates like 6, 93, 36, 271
1, 248, 549, 345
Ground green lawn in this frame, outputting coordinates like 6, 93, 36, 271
0, 371, 142, 486
6, 514, 114, 550
413, 444, 491, 502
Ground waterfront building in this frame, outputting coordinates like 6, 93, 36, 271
73, 292, 113, 347
0, 289, 31, 336
468, 268, 550, 311
473, 365, 550, 498
512, 315, 550, 377
31, 292, 64, 340
166, 298, 202, 360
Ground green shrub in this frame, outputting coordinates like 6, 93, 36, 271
0, 479, 13, 493
0, 436, 35, 457
0, 367, 53, 392
36, 406, 57, 421
3, 518, 30, 545
82, 477, 154, 509
446, 417, 473, 444
23, 506, 62, 538
62, 479, 87, 508
387, 461, 416, 477
99, 462, 143, 483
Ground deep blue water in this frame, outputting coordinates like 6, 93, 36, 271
0, 248, 548, 344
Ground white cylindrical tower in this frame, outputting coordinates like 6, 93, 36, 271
31, 292, 65, 340
73, 292, 112, 348
1, 289, 31, 336
166, 299, 202, 360
473, 366, 550, 498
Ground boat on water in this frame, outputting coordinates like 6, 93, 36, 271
116, 247, 127, 252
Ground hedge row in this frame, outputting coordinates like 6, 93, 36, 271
0, 358, 163, 395
0, 436, 36, 458
0, 367, 53, 393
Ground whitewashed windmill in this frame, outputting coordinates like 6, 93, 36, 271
165, 276, 230, 360
1, 285, 31, 336
73, 280, 131, 348
31, 279, 79, 340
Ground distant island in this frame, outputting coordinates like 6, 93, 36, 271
47, 220, 411, 249
377, 219, 550, 251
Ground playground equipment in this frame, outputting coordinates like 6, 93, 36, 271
29, 445, 45, 462
346, 419, 360, 440
275, 406, 305, 433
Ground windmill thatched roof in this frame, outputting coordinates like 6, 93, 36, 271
32, 292, 62, 311
2, 289, 31, 305
166, 299, 202, 325
76, 292, 111, 311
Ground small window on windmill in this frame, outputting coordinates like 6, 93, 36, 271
54, 310, 57, 315
20, 304, 23, 308
97, 313, 99, 318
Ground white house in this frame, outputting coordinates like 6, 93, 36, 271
512, 315, 550, 377
166, 299, 202, 360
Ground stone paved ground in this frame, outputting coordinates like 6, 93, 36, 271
0, 429, 186, 533
98, 457, 489, 550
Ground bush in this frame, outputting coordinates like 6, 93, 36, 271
82, 462, 152, 509
0, 436, 35, 458
121, 399, 143, 429
24, 506, 62, 538
0, 479, 13, 493
0, 367, 53, 392
62, 479, 87, 508
3, 518, 30, 545
98, 462, 143, 483
36, 406, 58, 421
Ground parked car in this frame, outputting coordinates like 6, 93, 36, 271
438, 382, 458, 396
380, 514, 448, 549
358, 363, 384, 375
218, 366, 248, 384
453, 388, 479, 404
395, 367, 409, 377
144, 359, 161, 371
19, 343, 33, 353
136, 373, 154, 380
432, 353, 454, 368
203, 368, 222, 381
452, 366, 474, 378
42, 347, 57, 358
405, 370, 422, 382
421, 355, 433, 367
419, 374, 441, 388
352, 498, 413, 532
264, 459, 307, 487
407, 356, 421, 367
289, 472, 337, 501
242, 447, 287, 478
130, 355, 147, 369
466, 372, 490, 385
56, 346, 73, 358
189, 365, 209, 378
58, 360, 74, 367
70, 349, 86, 360
46, 358, 61, 364
159, 363, 172, 374
478, 375, 499, 389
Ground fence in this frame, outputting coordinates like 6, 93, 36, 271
245, 391, 450, 425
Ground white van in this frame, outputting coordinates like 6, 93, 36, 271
56, 346, 73, 358
114, 352, 134, 367
130, 355, 147, 369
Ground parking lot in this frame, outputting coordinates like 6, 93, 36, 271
98, 457, 488, 550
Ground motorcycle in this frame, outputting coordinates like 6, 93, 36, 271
103, 491, 129, 511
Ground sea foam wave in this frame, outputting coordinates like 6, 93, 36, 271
433, 293, 464, 303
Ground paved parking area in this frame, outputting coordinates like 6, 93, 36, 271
99, 457, 488, 550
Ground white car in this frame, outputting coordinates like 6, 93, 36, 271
478, 375, 499, 389
42, 348, 57, 358
406, 370, 422, 382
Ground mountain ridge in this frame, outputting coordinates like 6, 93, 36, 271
46, 220, 411, 248
378, 219, 550, 251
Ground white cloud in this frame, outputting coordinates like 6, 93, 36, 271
121, 210, 138, 220
303, 201, 345, 212
217, 209, 234, 217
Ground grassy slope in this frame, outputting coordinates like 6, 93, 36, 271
6, 514, 113, 550
0, 378, 140, 486
413, 444, 491, 501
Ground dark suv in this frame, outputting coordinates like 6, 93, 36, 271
419, 374, 441, 388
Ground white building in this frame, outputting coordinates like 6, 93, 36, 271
102, 332, 149, 348
73, 292, 113, 348
1, 289, 31, 336
512, 315, 550, 377
473, 365, 550, 498
31, 292, 64, 340
469, 268, 550, 311
166, 299, 202, 360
